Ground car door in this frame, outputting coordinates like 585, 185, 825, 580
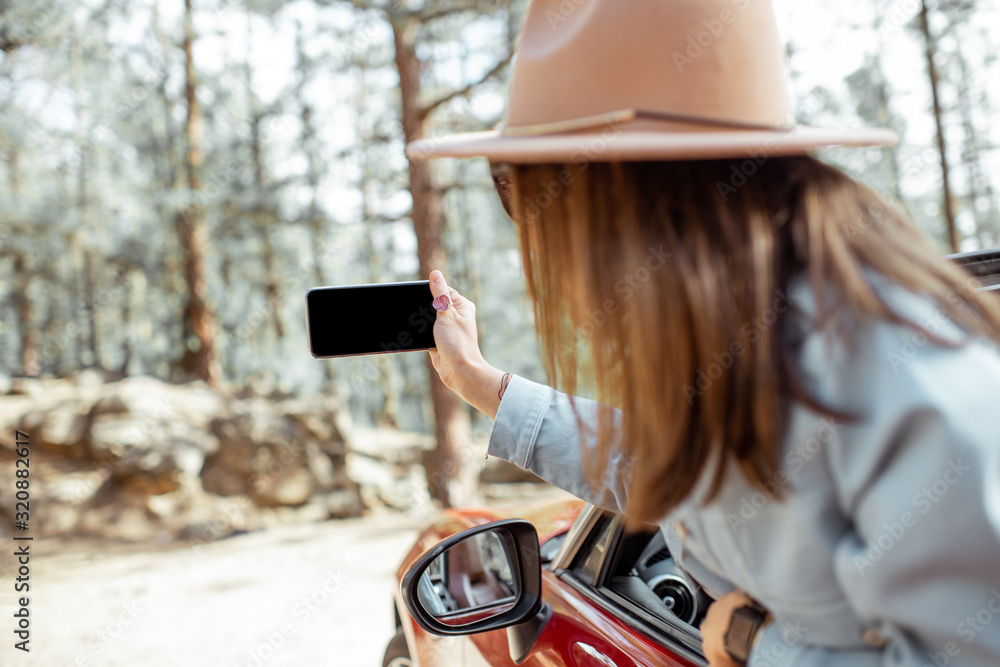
460, 505, 704, 667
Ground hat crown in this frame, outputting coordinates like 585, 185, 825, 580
505, 0, 795, 132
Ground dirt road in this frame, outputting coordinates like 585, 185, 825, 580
1, 513, 426, 667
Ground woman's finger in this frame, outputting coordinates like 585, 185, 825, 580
429, 269, 465, 315
429, 270, 453, 299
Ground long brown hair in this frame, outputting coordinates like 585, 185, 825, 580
504, 155, 1000, 525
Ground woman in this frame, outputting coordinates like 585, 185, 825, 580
411, 1, 1000, 665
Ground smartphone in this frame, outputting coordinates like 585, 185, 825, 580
305, 280, 437, 358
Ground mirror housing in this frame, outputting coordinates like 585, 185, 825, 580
401, 519, 544, 637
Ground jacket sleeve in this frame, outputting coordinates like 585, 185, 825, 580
751, 303, 1000, 666
486, 374, 632, 514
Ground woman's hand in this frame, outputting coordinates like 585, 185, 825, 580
427, 270, 507, 419
700, 590, 752, 667
427, 269, 484, 389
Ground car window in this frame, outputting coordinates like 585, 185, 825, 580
571, 514, 620, 585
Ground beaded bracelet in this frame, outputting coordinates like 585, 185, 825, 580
498, 371, 513, 400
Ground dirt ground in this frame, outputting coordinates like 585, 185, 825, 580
1, 511, 426, 667
1, 486, 573, 667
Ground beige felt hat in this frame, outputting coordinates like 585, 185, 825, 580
405, 0, 898, 163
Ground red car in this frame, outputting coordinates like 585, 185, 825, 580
383, 250, 1000, 667
384, 498, 712, 667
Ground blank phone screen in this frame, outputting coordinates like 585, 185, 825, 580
306, 281, 437, 358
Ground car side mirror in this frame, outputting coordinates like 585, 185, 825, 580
401, 519, 544, 636
401, 518, 554, 662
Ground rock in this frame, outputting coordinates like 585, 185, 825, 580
252, 467, 314, 507
278, 395, 351, 452
0, 373, 408, 541
16, 399, 92, 459
315, 487, 364, 519
93, 375, 226, 431
199, 416, 256, 497
111, 447, 182, 496
348, 426, 434, 466
71, 368, 112, 389
199, 402, 358, 509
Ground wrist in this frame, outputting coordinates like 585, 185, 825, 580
456, 359, 506, 420
724, 600, 770, 665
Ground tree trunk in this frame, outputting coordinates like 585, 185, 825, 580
874, 74, 901, 201
249, 113, 283, 342
6, 147, 19, 195
83, 249, 99, 367
72, 31, 95, 369
953, 47, 991, 247
119, 267, 132, 375
392, 16, 473, 507
355, 61, 400, 428
919, 0, 959, 252
294, 21, 334, 389
301, 103, 334, 388
13, 254, 38, 376
178, 0, 221, 386
246, 11, 283, 343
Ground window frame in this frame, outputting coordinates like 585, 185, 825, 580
551, 505, 708, 666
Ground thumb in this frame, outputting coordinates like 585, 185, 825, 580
429, 269, 451, 298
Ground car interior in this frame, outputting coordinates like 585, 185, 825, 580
614, 528, 715, 627
418, 532, 519, 619
542, 508, 714, 660
445, 533, 515, 609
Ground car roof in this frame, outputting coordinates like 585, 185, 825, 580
949, 248, 1000, 292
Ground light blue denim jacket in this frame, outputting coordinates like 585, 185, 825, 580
486, 273, 1000, 666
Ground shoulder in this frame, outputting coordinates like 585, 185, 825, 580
783, 269, 1000, 412
783, 269, 1000, 512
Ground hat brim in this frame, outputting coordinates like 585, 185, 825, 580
405, 125, 899, 163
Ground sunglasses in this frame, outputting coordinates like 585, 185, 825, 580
490, 161, 514, 218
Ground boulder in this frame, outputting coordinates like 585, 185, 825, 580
16, 399, 92, 459
200, 400, 359, 510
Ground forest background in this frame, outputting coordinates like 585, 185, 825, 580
0, 0, 998, 508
